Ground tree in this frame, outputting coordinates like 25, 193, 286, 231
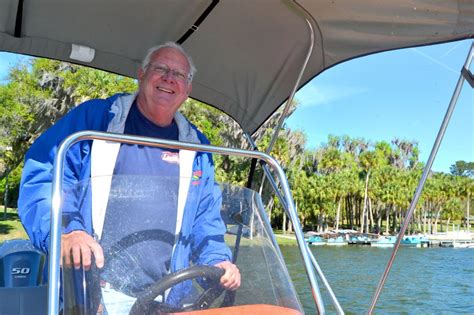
390, 138, 419, 170
450, 160, 474, 177
2, 57, 471, 236
0, 58, 137, 179
0, 58, 137, 205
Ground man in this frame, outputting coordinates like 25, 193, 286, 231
18, 42, 240, 311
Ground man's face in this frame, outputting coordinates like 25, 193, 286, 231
137, 47, 192, 125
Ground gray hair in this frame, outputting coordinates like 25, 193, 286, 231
141, 42, 197, 82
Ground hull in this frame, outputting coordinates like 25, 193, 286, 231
177, 304, 301, 315
371, 243, 394, 248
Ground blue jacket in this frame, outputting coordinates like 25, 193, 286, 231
18, 93, 232, 304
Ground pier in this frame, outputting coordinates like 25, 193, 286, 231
302, 230, 474, 248
425, 231, 474, 248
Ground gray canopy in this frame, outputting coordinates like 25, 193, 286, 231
0, 0, 473, 134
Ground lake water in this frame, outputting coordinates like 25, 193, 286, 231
280, 245, 474, 314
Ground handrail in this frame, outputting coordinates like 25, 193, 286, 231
368, 42, 474, 314
245, 134, 340, 314
48, 130, 321, 315
265, 0, 317, 155
305, 242, 344, 314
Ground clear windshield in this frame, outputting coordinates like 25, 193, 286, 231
60, 175, 303, 314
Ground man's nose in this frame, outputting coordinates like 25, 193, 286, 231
161, 70, 176, 83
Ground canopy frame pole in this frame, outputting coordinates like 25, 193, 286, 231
49, 130, 318, 315
257, 0, 317, 218
244, 133, 326, 314
305, 242, 344, 315
265, 0, 316, 155
368, 42, 474, 314
248, 0, 318, 195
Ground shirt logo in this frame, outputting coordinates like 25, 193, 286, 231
191, 170, 202, 185
161, 151, 180, 164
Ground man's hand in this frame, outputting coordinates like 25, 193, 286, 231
61, 230, 104, 270
214, 261, 241, 291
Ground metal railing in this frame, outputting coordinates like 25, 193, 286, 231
48, 131, 323, 315
368, 42, 474, 314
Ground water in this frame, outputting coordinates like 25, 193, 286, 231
281, 246, 474, 314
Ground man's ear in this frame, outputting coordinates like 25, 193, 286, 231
138, 68, 144, 82
187, 83, 192, 96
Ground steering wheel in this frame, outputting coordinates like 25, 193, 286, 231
129, 265, 225, 315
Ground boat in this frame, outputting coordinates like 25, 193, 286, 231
326, 236, 347, 246
371, 236, 398, 248
452, 241, 474, 248
348, 235, 373, 246
0, 1, 472, 315
306, 235, 325, 246
401, 235, 430, 248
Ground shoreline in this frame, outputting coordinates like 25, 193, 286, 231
275, 231, 474, 247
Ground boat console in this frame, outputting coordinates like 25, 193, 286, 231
59, 175, 303, 314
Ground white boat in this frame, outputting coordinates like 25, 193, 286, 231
306, 235, 325, 246
452, 241, 474, 248
326, 236, 347, 246
371, 236, 398, 248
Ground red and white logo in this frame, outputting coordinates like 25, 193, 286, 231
161, 151, 180, 164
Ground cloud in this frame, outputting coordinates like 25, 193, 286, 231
295, 83, 368, 108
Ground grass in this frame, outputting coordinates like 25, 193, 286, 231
273, 229, 298, 246
0, 206, 299, 247
0, 206, 28, 242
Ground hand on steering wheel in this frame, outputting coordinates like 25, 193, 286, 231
130, 265, 226, 315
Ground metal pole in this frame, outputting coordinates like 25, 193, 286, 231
245, 133, 328, 314
48, 134, 76, 315
3, 170, 8, 219
265, 15, 314, 155
248, 133, 346, 314
48, 130, 325, 315
258, 0, 319, 194
306, 242, 345, 315
368, 43, 474, 314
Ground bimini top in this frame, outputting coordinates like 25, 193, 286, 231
0, 0, 472, 134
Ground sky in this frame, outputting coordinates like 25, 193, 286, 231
0, 52, 29, 84
0, 40, 473, 173
287, 39, 473, 173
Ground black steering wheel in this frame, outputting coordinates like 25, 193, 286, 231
129, 265, 225, 315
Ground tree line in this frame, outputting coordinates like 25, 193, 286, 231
1, 58, 472, 234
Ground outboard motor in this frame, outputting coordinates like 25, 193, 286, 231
0, 239, 47, 315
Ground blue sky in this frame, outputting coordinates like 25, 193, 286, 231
287, 39, 473, 173
1, 40, 473, 173
0, 52, 29, 84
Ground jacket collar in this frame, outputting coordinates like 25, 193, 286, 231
108, 93, 200, 144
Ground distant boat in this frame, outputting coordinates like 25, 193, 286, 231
401, 235, 429, 247
452, 241, 474, 248
306, 235, 325, 246
326, 236, 347, 246
371, 236, 397, 248
348, 235, 372, 245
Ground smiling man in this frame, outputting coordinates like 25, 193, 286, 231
18, 42, 240, 313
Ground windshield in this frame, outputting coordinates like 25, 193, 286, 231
60, 175, 302, 314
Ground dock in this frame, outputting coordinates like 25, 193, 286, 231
426, 231, 473, 248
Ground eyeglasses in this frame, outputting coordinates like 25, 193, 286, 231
147, 63, 191, 82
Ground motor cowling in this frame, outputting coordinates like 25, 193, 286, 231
0, 239, 46, 287
0, 239, 47, 315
